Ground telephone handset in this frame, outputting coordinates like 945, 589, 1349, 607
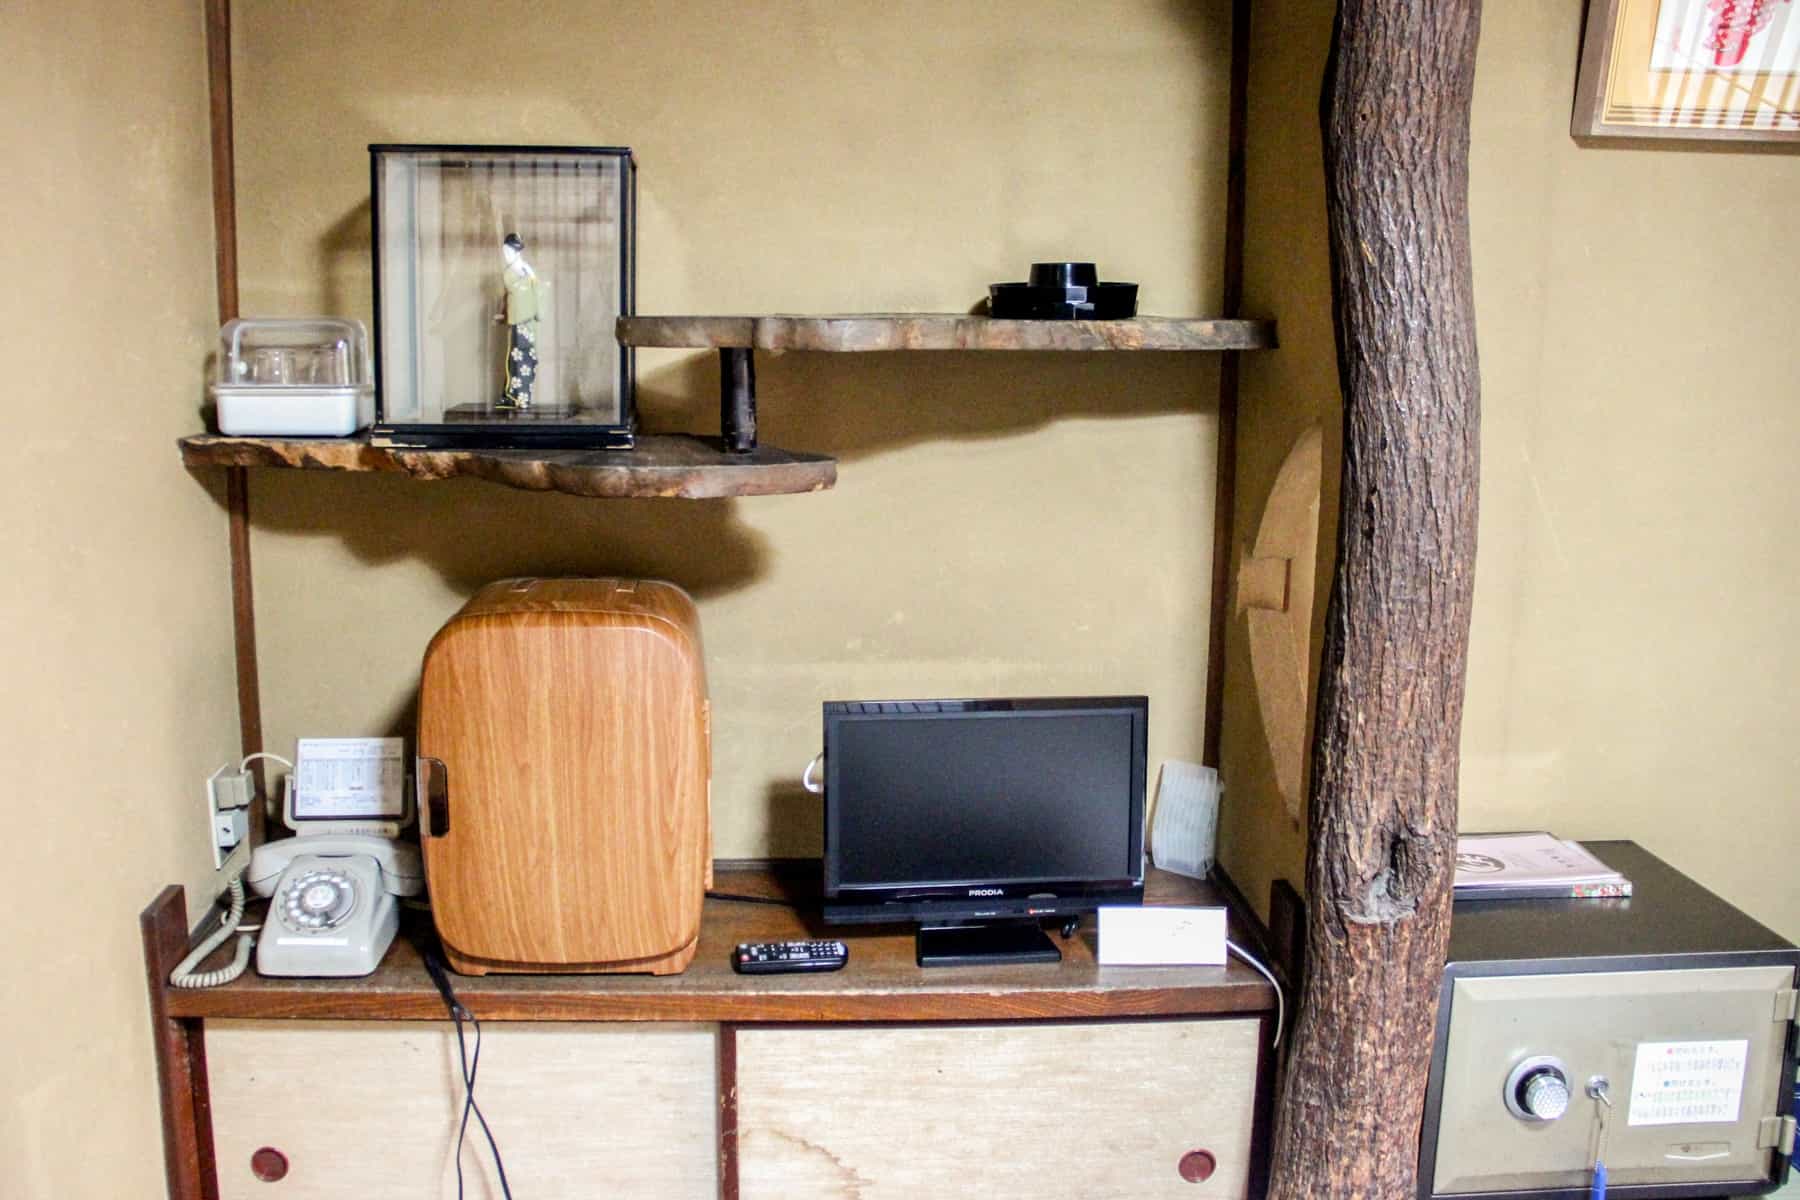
247, 833, 423, 976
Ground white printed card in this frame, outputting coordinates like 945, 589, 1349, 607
1097, 906, 1227, 966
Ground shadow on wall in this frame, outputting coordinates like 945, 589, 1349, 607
188, 230, 1222, 604
320, 200, 371, 321
199, 346, 1219, 752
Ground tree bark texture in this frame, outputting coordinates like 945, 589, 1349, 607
1265, 3, 1483, 1199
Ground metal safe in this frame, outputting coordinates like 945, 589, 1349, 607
1421, 841, 1799, 1199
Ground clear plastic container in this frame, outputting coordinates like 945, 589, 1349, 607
212, 318, 375, 437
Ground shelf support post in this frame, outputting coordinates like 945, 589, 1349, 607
719, 347, 758, 453
1265, 2, 1484, 1198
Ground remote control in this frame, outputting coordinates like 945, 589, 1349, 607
732, 940, 849, 974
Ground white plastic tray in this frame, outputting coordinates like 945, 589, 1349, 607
214, 385, 374, 437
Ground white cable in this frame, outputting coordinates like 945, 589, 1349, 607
239, 751, 294, 773
170, 875, 255, 988
1226, 938, 1284, 1049
800, 752, 825, 795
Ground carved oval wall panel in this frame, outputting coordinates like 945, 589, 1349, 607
1235, 426, 1322, 821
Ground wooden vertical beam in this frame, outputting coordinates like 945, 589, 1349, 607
718, 1023, 739, 1200
204, 0, 237, 324
1203, 0, 1252, 767
1266, 2, 1484, 1197
226, 464, 263, 809
204, 0, 264, 815
1246, 1011, 1278, 1200
142, 887, 220, 1200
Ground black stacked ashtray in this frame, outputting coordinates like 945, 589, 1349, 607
988, 262, 1138, 320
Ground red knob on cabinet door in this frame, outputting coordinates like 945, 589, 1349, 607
250, 1146, 289, 1182
1178, 1148, 1217, 1183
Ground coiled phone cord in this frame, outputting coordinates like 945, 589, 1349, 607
169, 750, 290, 989
169, 875, 254, 989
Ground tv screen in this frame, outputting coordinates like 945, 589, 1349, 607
822, 697, 1146, 926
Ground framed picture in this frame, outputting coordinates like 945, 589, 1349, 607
369, 145, 637, 449
1573, 0, 1800, 146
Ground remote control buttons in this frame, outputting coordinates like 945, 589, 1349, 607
731, 940, 849, 974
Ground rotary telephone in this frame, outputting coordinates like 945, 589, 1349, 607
245, 740, 424, 977
247, 827, 423, 976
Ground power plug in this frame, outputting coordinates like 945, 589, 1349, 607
206, 764, 255, 870
209, 766, 254, 814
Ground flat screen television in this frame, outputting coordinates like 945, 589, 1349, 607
821, 696, 1147, 966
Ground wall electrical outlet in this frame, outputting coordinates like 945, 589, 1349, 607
209, 766, 254, 814
213, 809, 248, 853
206, 764, 255, 871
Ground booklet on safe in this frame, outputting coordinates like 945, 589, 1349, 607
1453, 831, 1632, 900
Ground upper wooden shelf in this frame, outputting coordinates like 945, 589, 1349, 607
618, 314, 1278, 353
178, 433, 836, 500
156, 866, 1276, 1024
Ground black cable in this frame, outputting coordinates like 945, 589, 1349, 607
422, 947, 514, 1200
705, 890, 798, 907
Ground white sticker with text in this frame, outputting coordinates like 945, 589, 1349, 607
1627, 1039, 1749, 1126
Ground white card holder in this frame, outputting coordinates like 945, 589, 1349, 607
1097, 906, 1228, 966
1149, 760, 1220, 880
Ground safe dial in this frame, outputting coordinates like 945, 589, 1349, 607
1504, 1056, 1571, 1122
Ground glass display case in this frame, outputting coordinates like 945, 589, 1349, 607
370, 145, 636, 448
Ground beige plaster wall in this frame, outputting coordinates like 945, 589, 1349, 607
1219, 2, 1800, 941
0, 2, 239, 1196
230, 0, 1235, 857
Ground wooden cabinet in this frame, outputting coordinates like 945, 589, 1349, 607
199, 1016, 1261, 1200
207, 1021, 719, 1199
737, 1019, 1260, 1199
146, 869, 1276, 1199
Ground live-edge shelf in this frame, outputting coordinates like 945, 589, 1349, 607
152, 866, 1276, 1024
178, 432, 837, 500
619, 313, 1278, 353
180, 316, 1274, 497
617, 311, 1278, 455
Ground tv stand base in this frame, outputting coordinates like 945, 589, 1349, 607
916, 919, 1062, 967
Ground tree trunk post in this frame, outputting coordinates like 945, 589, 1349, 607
1265, 3, 1484, 1198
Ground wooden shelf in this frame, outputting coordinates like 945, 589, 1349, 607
619, 313, 1278, 353
178, 433, 836, 499
157, 866, 1276, 1024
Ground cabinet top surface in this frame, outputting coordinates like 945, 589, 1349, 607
618, 314, 1277, 353
160, 866, 1276, 1023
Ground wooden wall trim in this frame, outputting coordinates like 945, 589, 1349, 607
203, 0, 264, 810
203, 0, 236, 325
141, 887, 220, 1200
225, 467, 262, 811
1204, 0, 1253, 767
718, 1024, 739, 1200
1248, 1011, 1277, 1200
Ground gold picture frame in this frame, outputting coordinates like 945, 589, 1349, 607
1573, 0, 1800, 146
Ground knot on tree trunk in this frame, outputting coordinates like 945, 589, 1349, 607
1342, 829, 1427, 925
